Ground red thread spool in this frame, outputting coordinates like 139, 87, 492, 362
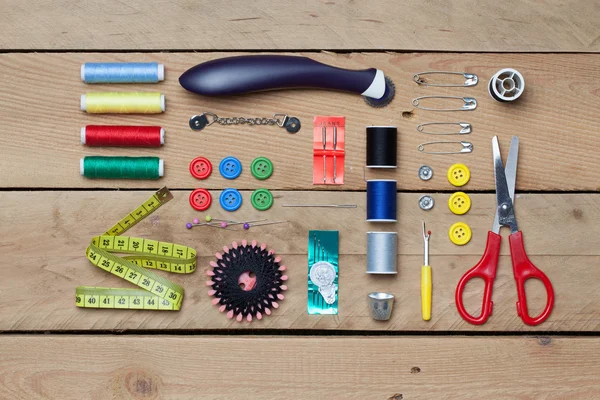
81, 125, 164, 147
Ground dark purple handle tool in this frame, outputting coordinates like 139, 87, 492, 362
179, 55, 395, 108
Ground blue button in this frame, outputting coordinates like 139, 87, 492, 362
219, 188, 243, 211
219, 156, 242, 179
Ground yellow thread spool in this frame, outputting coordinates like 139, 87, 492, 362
81, 92, 165, 114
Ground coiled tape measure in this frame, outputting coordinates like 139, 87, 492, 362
75, 187, 196, 310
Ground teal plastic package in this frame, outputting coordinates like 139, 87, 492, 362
308, 230, 339, 315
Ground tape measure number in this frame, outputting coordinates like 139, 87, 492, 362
76, 187, 196, 311
76, 287, 179, 310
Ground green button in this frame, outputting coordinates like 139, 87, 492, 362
250, 157, 273, 180
251, 189, 273, 211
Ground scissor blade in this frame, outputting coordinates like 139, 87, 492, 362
492, 137, 519, 232
505, 136, 519, 202
492, 136, 519, 233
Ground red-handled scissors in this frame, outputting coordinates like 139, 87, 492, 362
455, 136, 554, 326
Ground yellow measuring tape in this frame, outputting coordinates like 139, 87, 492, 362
75, 187, 196, 310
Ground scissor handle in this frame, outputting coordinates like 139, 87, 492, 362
509, 231, 554, 326
455, 231, 501, 325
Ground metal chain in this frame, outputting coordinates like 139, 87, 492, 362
215, 116, 280, 126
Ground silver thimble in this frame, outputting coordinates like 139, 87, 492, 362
368, 292, 395, 321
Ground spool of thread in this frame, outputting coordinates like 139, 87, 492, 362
80, 156, 164, 179
366, 179, 397, 222
81, 125, 165, 147
81, 62, 165, 83
366, 126, 397, 168
81, 92, 165, 114
367, 232, 398, 274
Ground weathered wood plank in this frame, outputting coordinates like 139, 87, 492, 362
0, 335, 599, 399
0, 1, 599, 52
1, 52, 599, 190
0, 190, 597, 331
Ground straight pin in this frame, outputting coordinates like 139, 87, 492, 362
281, 204, 357, 208
243, 220, 288, 229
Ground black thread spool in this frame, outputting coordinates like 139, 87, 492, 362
366, 126, 397, 168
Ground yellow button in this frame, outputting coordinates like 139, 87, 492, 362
448, 222, 472, 246
448, 192, 471, 215
447, 163, 471, 187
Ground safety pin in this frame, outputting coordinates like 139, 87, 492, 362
417, 122, 472, 135
417, 141, 473, 155
413, 71, 478, 87
412, 96, 477, 112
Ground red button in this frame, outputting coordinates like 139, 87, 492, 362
189, 188, 212, 211
189, 157, 212, 180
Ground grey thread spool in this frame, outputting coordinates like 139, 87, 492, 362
367, 232, 398, 274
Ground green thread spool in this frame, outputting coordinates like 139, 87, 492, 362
80, 156, 164, 179
80, 92, 165, 114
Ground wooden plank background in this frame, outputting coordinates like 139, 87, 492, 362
2, 335, 600, 399
2, 191, 599, 332
1, 0, 600, 398
2, 52, 600, 190
1, 0, 599, 52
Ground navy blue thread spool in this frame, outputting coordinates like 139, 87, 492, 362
366, 126, 397, 168
366, 180, 397, 222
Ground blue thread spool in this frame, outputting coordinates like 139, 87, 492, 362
81, 62, 165, 83
366, 179, 397, 222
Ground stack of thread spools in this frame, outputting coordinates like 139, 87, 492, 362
365, 126, 398, 274
79, 62, 167, 180
365, 126, 399, 322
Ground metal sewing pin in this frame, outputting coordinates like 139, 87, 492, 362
224, 219, 266, 228
333, 126, 337, 183
282, 204, 357, 208
322, 126, 327, 183
242, 220, 288, 229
